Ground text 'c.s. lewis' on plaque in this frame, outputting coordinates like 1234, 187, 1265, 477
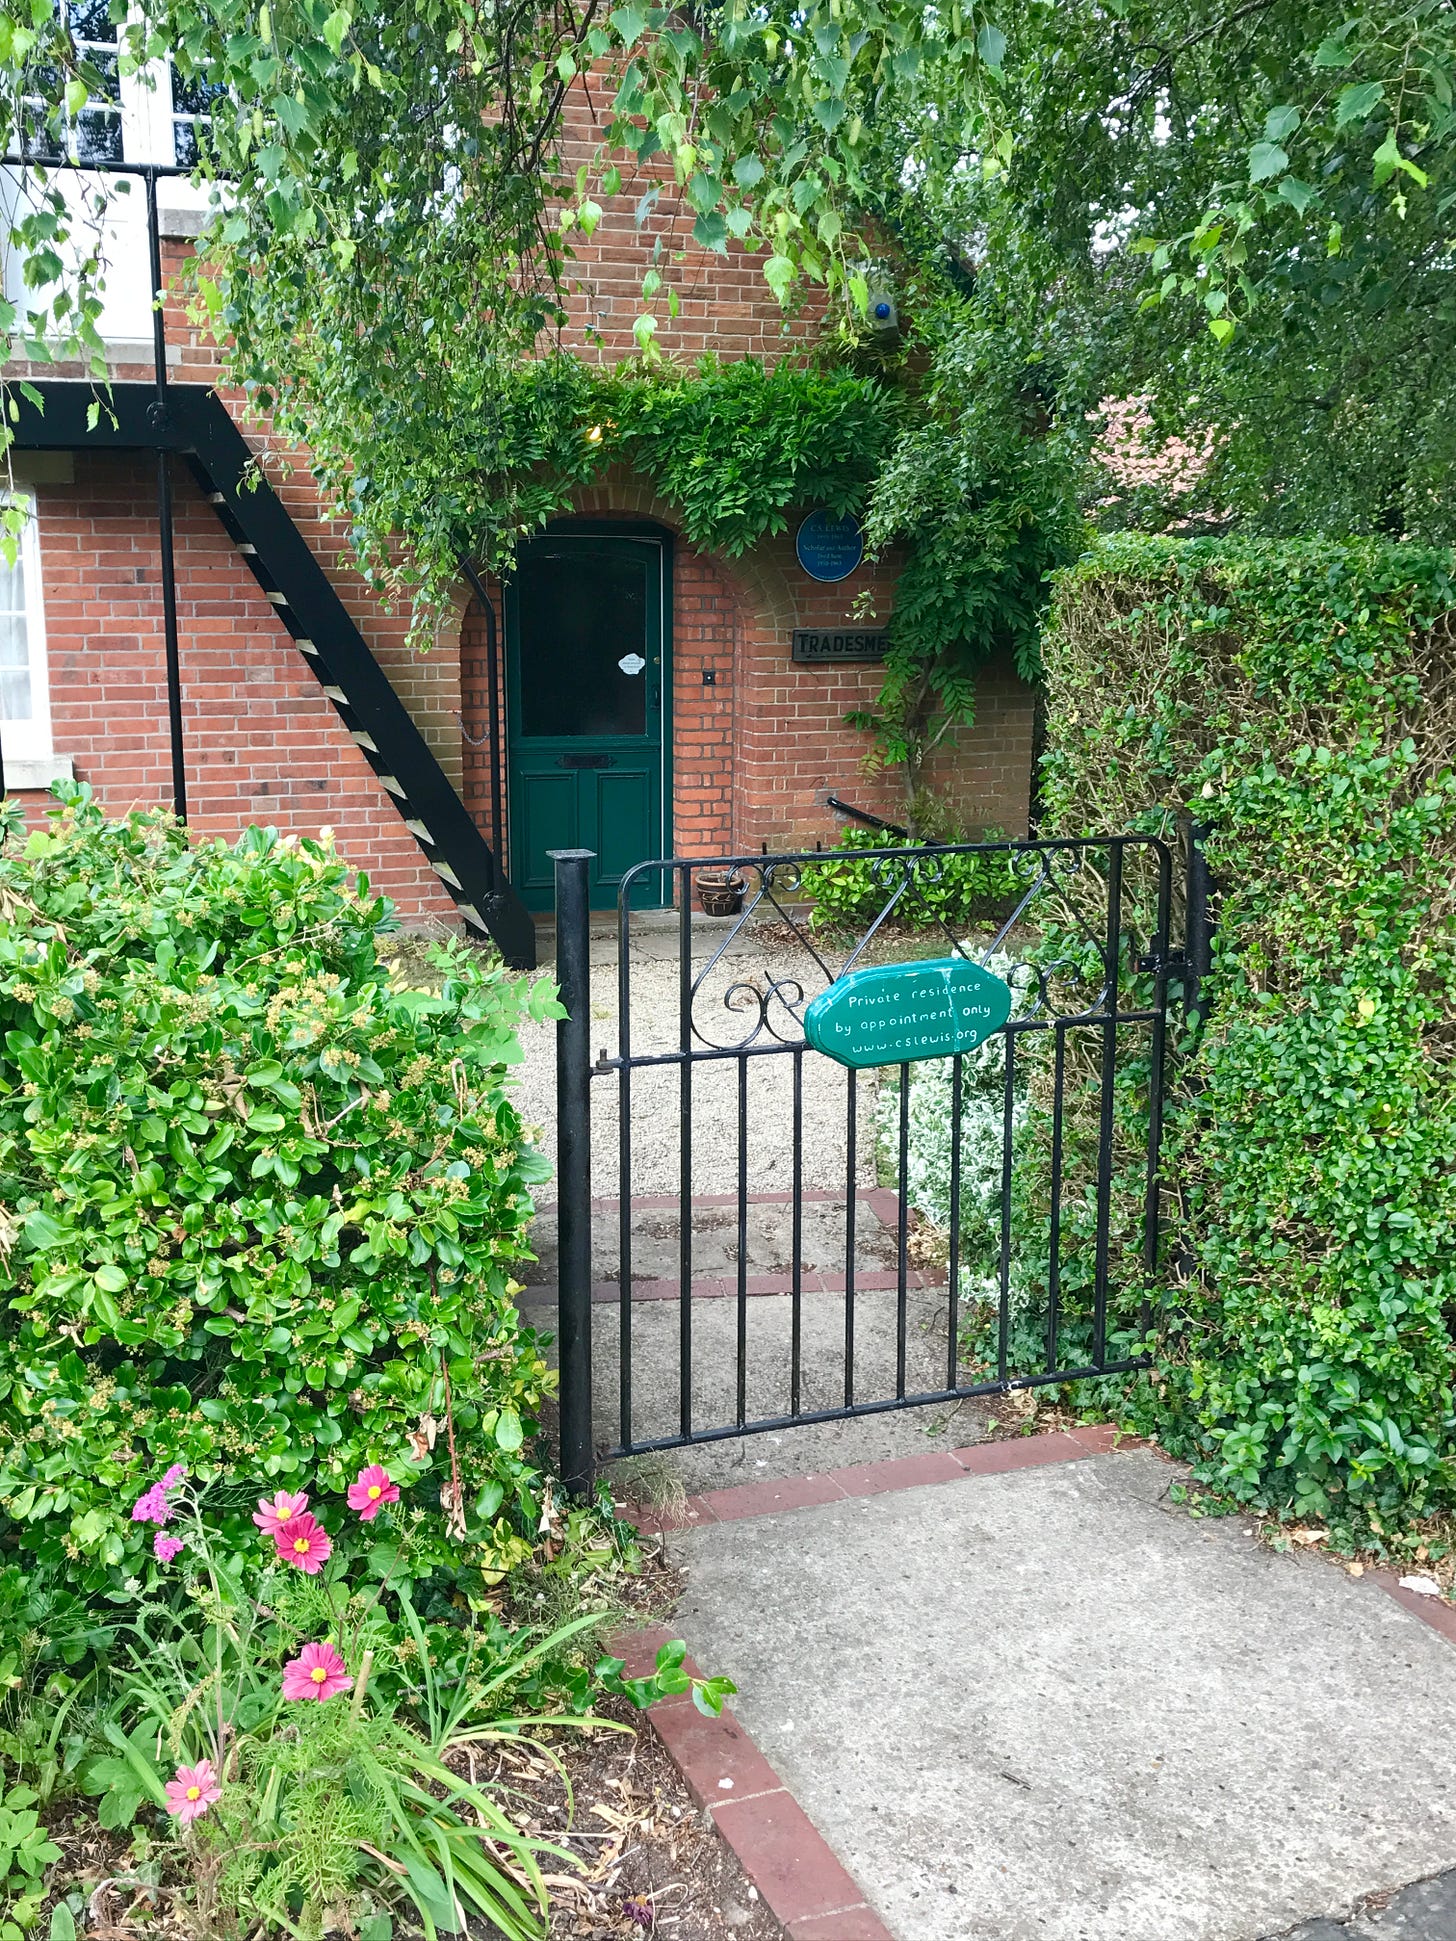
802, 957, 1013, 1070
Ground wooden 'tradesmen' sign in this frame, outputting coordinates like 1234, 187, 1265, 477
790, 628, 889, 664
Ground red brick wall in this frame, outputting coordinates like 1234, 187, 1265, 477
16, 453, 458, 925
7, 100, 1034, 900
466, 482, 1035, 872
550, 79, 829, 366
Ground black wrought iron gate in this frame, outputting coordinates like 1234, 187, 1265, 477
552, 833, 1201, 1493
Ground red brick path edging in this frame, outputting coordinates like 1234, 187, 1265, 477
612, 1624, 897, 1940
613, 1423, 1456, 1936
625, 1422, 1127, 1535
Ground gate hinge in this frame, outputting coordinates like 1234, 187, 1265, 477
1137, 947, 1188, 978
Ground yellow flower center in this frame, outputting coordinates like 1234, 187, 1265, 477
368, 1485, 382, 1500
294, 1537, 310, 1554
311, 1665, 328, 1683
186, 1786, 201, 1801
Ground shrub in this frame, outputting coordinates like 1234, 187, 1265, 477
801, 825, 1021, 934
1038, 535, 1456, 1530
0, 785, 562, 1592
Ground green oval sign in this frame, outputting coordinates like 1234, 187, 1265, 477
803, 956, 1012, 1069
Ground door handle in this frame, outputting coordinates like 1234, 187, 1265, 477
559, 753, 615, 769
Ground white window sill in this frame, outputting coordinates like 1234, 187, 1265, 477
4, 755, 74, 792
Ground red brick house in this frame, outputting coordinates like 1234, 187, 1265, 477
1, 75, 1037, 966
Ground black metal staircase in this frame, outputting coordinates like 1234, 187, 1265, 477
9, 380, 535, 969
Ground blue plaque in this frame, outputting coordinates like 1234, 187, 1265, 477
795, 509, 864, 583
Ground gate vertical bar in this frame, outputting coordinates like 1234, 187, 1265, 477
678, 868, 694, 1440
1091, 840, 1124, 1367
945, 1052, 963, 1391
1141, 844, 1175, 1333
736, 1054, 749, 1426
790, 1045, 804, 1417
552, 849, 595, 1496
1045, 1025, 1067, 1372
843, 1071, 858, 1407
1184, 820, 1213, 1025
895, 1063, 910, 1399
617, 881, 634, 1450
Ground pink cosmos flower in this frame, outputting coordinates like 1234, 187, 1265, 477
164, 1758, 221, 1824
347, 1464, 400, 1521
281, 1642, 353, 1704
130, 1483, 173, 1526
154, 1533, 184, 1564
274, 1513, 331, 1574
252, 1489, 310, 1536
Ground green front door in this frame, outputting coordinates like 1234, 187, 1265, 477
506, 531, 669, 910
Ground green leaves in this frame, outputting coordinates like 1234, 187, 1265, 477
1373, 130, 1429, 189
0, 790, 554, 1592
1248, 141, 1289, 183
610, 4, 648, 50
1335, 80, 1386, 127
763, 253, 795, 302
976, 24, 1007, 73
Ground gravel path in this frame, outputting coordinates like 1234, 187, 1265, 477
513, 915, 894, 1197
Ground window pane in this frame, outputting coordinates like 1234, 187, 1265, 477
517, 551, 649, 739
172, 61, 225, 167
19, 98, 64, 164
67, 0, 117, 43
0, 669, 34, 725
0, 614, 33, 723
0, 519, 35, 727
75, 102, 123, 164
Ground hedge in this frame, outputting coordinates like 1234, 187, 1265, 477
1039, 535, 1456, 1530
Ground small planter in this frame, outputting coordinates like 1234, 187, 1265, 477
696, 869, 745, 917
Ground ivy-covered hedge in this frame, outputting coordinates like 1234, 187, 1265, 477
1041, 536, 1456, 1529
0, 788, 561, 1592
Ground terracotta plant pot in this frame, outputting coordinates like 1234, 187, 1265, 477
696, 870, 745, 917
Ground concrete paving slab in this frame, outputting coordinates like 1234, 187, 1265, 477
673, 1452, 1456, 1941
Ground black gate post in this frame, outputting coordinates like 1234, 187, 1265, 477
551, 848, 596, 1497
1184, 820, 1214, 1025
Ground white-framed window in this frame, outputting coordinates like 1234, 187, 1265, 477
0, 496, 55, 766
16, 5, 222, 170
6, 5, 220, 346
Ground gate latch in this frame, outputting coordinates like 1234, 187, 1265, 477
1137, 947, 1188, 978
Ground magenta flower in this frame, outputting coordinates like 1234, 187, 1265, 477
274, 1513, 331, 1574
164, 1757, 221, 1824
161, 1462, 187, 1490
281, 1642, 353, 1703
130, 1482, 173, 1526
347, 1463, 400, 1521
154, 1532, 184, 1564
252, 1489, 310, 1536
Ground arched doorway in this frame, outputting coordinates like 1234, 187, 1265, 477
505, 523, 672, 909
